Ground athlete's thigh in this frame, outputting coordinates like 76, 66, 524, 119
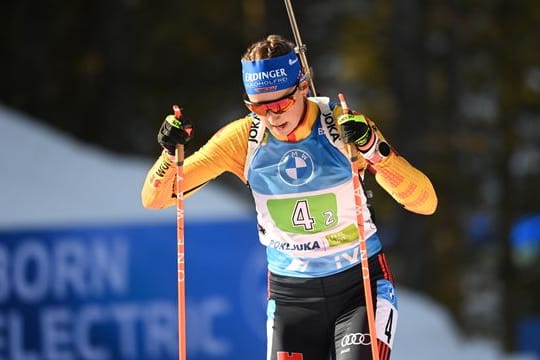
267, 299, 330, 360
333, 303, 371, 360
333, 279, 398, 360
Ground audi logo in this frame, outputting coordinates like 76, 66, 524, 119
341, 333, 371, 346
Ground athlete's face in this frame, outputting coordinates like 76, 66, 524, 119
246, 82, 309, 137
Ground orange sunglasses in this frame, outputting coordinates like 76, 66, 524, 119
243, 83, 299, 116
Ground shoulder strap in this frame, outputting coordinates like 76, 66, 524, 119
244, 115, 266, 180
310, 96, 369, 179
308, 96, 347, 156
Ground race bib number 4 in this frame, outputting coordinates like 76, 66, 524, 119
267, 194, 338, 234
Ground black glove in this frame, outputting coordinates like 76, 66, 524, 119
157, 114, 193, 154
338, 113, 391, 163
337, 114, 374, 150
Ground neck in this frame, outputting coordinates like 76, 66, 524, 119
285, 102, 308, 142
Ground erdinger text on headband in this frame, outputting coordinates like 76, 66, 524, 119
241, 50, 302, 95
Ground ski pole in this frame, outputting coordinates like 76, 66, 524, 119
170, 104, 187, 360
283, 0, 317, 96
338, 93, 380, 360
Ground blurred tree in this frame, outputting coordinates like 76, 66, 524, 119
491, 0, 540, 350
0, 0, 247, 156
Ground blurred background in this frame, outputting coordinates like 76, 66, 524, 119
1, 0, 539, 359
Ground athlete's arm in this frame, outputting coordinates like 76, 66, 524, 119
334, 105, 437, 215
370, 151, 438, 215
141, 117, 251, 209
365, 120, 437, 215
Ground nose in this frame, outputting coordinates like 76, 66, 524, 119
266, 112, 281, 122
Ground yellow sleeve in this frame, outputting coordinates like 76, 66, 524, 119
141, 117, 251, 209
371, 153, 438, 215
332, 104, 437, 215
368, 121, 438, 215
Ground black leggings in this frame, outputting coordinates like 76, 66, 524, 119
267, 252, 397, 360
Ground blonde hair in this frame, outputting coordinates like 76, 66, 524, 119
242, 34, 295, 61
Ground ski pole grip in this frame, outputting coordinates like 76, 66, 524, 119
173, 105, 182, 119
338, 93, 350, 114
167, 105, 183, 128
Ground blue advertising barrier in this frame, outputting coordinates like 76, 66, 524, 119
517, 317, 540, 359
0, 219, 267, 360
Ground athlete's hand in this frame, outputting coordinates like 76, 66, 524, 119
338, 114, 375, 152
157, 113, 193, 155
338, 113, 391, 163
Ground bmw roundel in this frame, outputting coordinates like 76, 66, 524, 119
278, 149, 314, 186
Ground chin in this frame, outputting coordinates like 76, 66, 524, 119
274, 126, 292, 136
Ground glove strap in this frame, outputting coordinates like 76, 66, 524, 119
359, 136, 391, 164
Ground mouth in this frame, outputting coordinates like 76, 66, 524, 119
271, 122, 288, 130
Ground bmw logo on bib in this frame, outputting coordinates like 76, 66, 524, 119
278, 149, 314, 186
